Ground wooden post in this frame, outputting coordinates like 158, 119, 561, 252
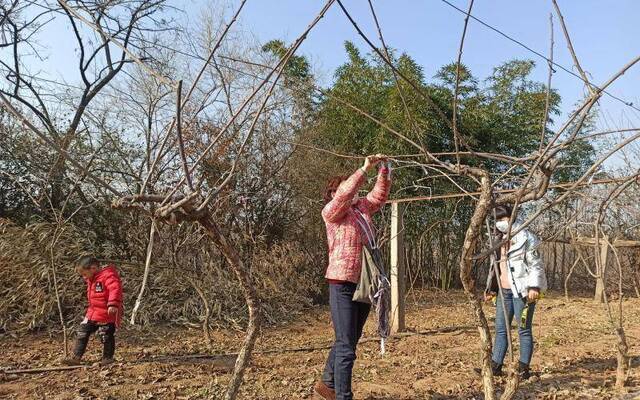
390, 201, 406, 333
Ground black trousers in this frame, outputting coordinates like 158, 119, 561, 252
321, 282, 371, 400
73, 320, 116, 359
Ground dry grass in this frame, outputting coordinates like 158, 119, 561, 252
0, 219, 322, 333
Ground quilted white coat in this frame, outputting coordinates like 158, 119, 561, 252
488, 228, 547, 298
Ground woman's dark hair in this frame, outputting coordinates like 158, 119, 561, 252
323, 175, 348, 204
77, 255, 99, 270
493, 204, 514, 219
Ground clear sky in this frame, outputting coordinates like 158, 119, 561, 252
22, 0, 640, 133
233, 0, 640, 131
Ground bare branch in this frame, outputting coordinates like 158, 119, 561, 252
539, 13, 554, 152
0, 91, 120, 195
57, 0, 174, 88
552, 0, 596, 95
451, 0, 475, 166
175, 80, 192, 190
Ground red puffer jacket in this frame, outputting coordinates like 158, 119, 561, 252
85, 265, 123, 326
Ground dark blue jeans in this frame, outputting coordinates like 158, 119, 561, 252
322, 282, 371, 400
492, 289, 536, 365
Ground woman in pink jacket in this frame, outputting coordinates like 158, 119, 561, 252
314, 154, 391, 400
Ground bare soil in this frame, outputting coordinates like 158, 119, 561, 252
1, 290, 639, 399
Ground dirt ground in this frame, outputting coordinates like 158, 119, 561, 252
1, 290, 639, 399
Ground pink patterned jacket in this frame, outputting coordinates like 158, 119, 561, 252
322, 166, 391, 283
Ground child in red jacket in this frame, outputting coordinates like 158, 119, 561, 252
63, 256, 123, 366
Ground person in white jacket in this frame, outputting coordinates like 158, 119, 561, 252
484, 204, 547, 379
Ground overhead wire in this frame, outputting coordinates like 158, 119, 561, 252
439, 0, 640, 113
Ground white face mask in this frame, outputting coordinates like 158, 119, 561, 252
495, 220, 510, 233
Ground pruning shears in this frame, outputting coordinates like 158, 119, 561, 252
520, 292, 544, 328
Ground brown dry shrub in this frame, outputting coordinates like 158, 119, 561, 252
0, 219, 92, 332
127, 240, 323, 329
0, 219, 322, 333
251, 242, 323, 325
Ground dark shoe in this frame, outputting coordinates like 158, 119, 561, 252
492, 360, 504, 376
313, 381, 336, 400
61, 357, 83, 366
474, 361, 503, 377
518, 361, 531, 380
99, 358, 115, 367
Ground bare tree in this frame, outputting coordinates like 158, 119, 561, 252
333, 0, 640, 398
2, 1, 640, 399
110, 2, 338, 398
0, 0, 170, 210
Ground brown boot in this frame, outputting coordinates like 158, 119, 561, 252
313, 381, 335, 400
61, 357, 83, 366
99, 358, 115, 367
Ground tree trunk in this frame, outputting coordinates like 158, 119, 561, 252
50, 226, 68, 357
47, 132, 76, 210
633, 266, 640, 298
594, 242, 608, 303
551, 242, 557, 289
614, 327, 629, 389
500, 371, 521, 400
560, 240, 567, 286
564, 257, 580, 301
457, 174, 498, 400
199, 215, 261, 400
469, 293, 497, 400
594, 276, 605, 303
130, 222, 156, 325
187, 276, 213, 349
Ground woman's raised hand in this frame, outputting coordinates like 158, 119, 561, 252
363, 154, 388, 173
